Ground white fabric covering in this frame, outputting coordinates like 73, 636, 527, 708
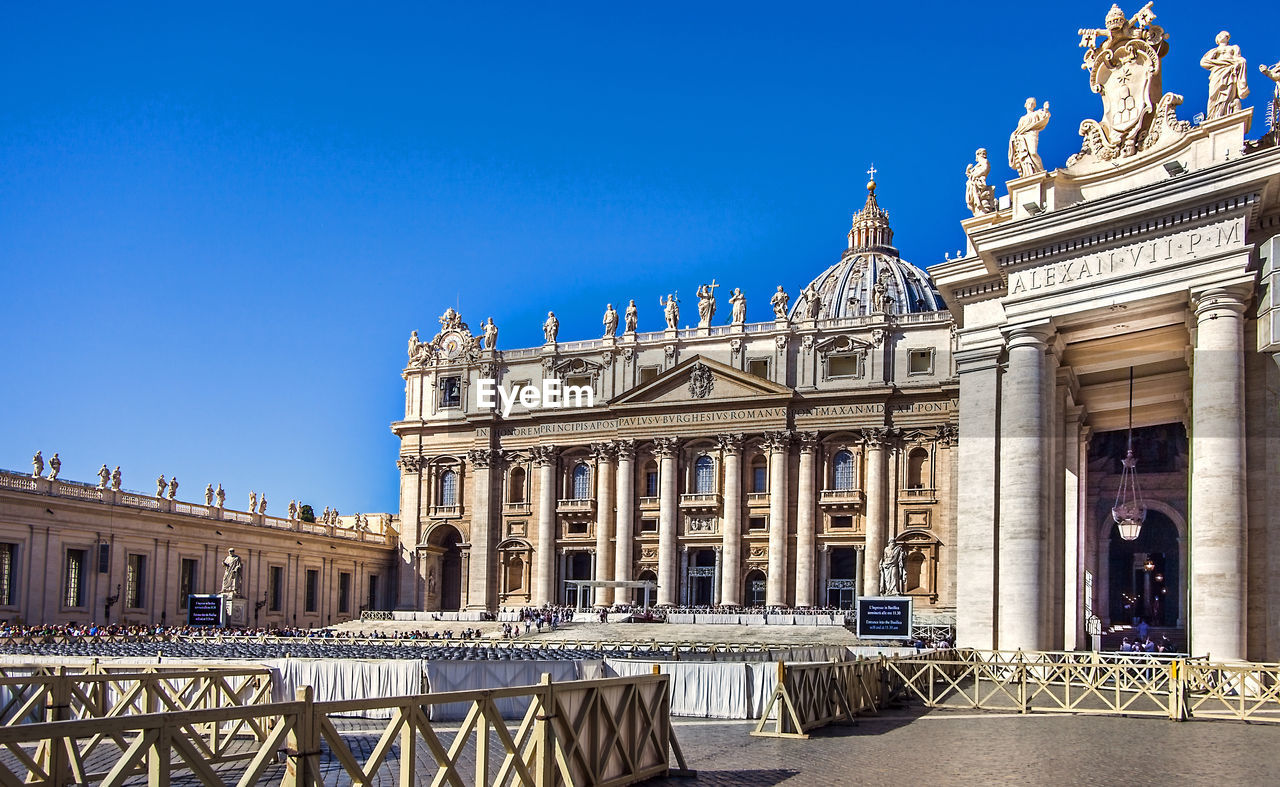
423, 660, 583, 721
268, 658, 424, 719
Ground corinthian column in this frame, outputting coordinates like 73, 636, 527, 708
795, 432, 818, 607
718, 434, 744, 606
862, 429, 889, 598
465, 449, 496, 611
1190, 287, 1249, 661
592, 442, 616, 607
998, 325, 1054, 651
764, 431, 792, 607
654, 437, 680, 606
532, 446, 559, 606
613, 440, 636, 602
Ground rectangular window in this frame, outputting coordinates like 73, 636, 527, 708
126, 554, 147, 609
640, 518, 658, 533
440, 376, 461, 408
830, 515, 853, 529
98, 542, 110, 574
270, 566, 284, 612
563, 375, 592, 391
752, 466, 767, 493
65, 549, 87, 608
747, 359, 769, 378
338, 572, 351, 614
645, 470, 659, 497
368, 574, 379, 611
305, 569, 319, 613
748, 516, 767, 531
639, 366, 660, 384
827, 354, 861, 378
0, 543, 15, 606
180, 558, 198, 609
566, 521, 588, 537
908, 348, 934, 375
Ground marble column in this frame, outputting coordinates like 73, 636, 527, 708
861, 430, 889, 598
680, 546, 690, 606
765, 431, 792, 607
533, 446, 559, 606
818, 544, 830, 606
1190, 287, 1249, 661
593, 442, 616, 608
396, 457, 423, 610
997, 325, 1053, 651
464, 449, 496, 611
613, 440, 636, 602
713, 546, 722, 605
955, 346, 1002, 649
654, 437, 680, 606
795, 432, 818, 607
718, 434, 744, 606
1062, 405, 1085, 651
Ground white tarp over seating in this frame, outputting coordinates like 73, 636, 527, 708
268, 658, 424, 719
603, 660, 756, 719
423, 659, 586, 721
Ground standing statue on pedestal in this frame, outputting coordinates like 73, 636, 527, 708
1263, 60, 1280, 135
258, 494, 267, 514
205, 484, 215, 505
879, 542, 906, 596
407, 330, 421, 359
482, 318, 498, 350
603, 304, 618, 337
221, 548, 243, 597
660, 293, 680, 330
770, 286, 789, 320
110, 467, 122, 491
288, 499, 298, 520
156, 475, 167, 498
168, 477, 178, 500
31, 451, 43, 478
47, 453, 60, 480
696, 281, 718, 328
543, 312, 559, 343
624, 299, 638, 333
729, 287, 747, 325
801, 282, 822, 319
872, 269, 893, 313
1009, 98, 1051, 177
98, 464, 111, 489
249, 491, 257, 513
215, 484, 226, 508
1201, 31, 1249, 120
965, 149, 997, 216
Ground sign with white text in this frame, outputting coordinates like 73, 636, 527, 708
856, 596, 912, 639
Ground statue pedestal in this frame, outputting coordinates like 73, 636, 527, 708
222, 595, 247, 628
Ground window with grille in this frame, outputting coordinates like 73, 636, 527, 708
694, 456, 715, 493
65, 549, 86, 608
0, 544, 15, 606
126, 554, 146, 609
305, 569, 319, 613
833, 450, 855, 490
440, 470, 458, 506
572, 463, 591, 499
180, 559, 198, 609
338, 572, 351, 613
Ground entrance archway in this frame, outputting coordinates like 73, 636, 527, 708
688, 549, 716, 606
635, 570, 657, 607
563, 552, 592, 607
1107, 510, 1179, 628
744, 569, 766, 607
426, 524, 464, 611
826, 547, 858, 608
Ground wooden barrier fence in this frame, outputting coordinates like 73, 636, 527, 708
0, 673, 691, 786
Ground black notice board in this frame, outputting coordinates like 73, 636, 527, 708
856, 597, 913, 639
188, 595, 223, 627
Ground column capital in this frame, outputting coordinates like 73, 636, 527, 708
589, 441, 615, 462
796, 431, 819, 453
531, 445, 560, 466
935, 423, 958, 447
1003, 322, 1055, 349
1191, 285, 1250, 320
955, 344, 1004, 374
614, 439, 637, 461
716, 433, 745, 454
762, 430, 793, 453
465, 448, 498, 469
652, 436, 680, 458
862, 427, 896, 448
397, 455, 422, 474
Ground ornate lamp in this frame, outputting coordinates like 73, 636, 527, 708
1112, 368, 1147, 541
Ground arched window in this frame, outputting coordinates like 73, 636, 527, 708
750, 457, 768, 493
439, 470, 458, 506
833, 450, 854, 490
694, 456, 715, 493
907, 448, 929, 489
508, 467, 526, 503
572, 463, 591, 499
643, 461, 659, 497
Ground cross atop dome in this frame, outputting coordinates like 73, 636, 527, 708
849, 168, 893, 252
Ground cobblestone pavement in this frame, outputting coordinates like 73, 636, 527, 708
646, 710, 1280, 787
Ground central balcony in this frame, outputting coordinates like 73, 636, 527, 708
557, 497, 596, 516
502, 501, 532, 515
819, 489, 864, 510
679, 492, 722, 512
638, 496, 660, 512
429, 504, 462, 519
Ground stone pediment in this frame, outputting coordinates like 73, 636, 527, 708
610, 355, 793, 408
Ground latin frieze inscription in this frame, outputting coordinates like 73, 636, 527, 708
496, 407, 788, 438
1007, 218, 1244, 300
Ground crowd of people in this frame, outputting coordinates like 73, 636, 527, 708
0, 622, 480, 642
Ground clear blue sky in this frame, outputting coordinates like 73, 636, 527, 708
2, 1, 1277, 514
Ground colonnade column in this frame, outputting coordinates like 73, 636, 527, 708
861, 429, 889, 598
795, 432, 818, 607
954, 346, 1002, 648
765, 431, 792, 607
654, 437, 680, 606
465, 449, 496, 611
997, 325, 1053, 651
1189, 287, 1249, 661
395, 457, 423, 610
593, 442, 616, 607
532, 446, 559, 606
718, 434, 744, 606
613, 440, 636, 603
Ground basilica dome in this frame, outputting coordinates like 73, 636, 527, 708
790, 179, 944, 319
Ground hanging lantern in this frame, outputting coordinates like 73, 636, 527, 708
1112, 368, 1147, 541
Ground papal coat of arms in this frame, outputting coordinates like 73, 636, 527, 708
687, 362, 715, 399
